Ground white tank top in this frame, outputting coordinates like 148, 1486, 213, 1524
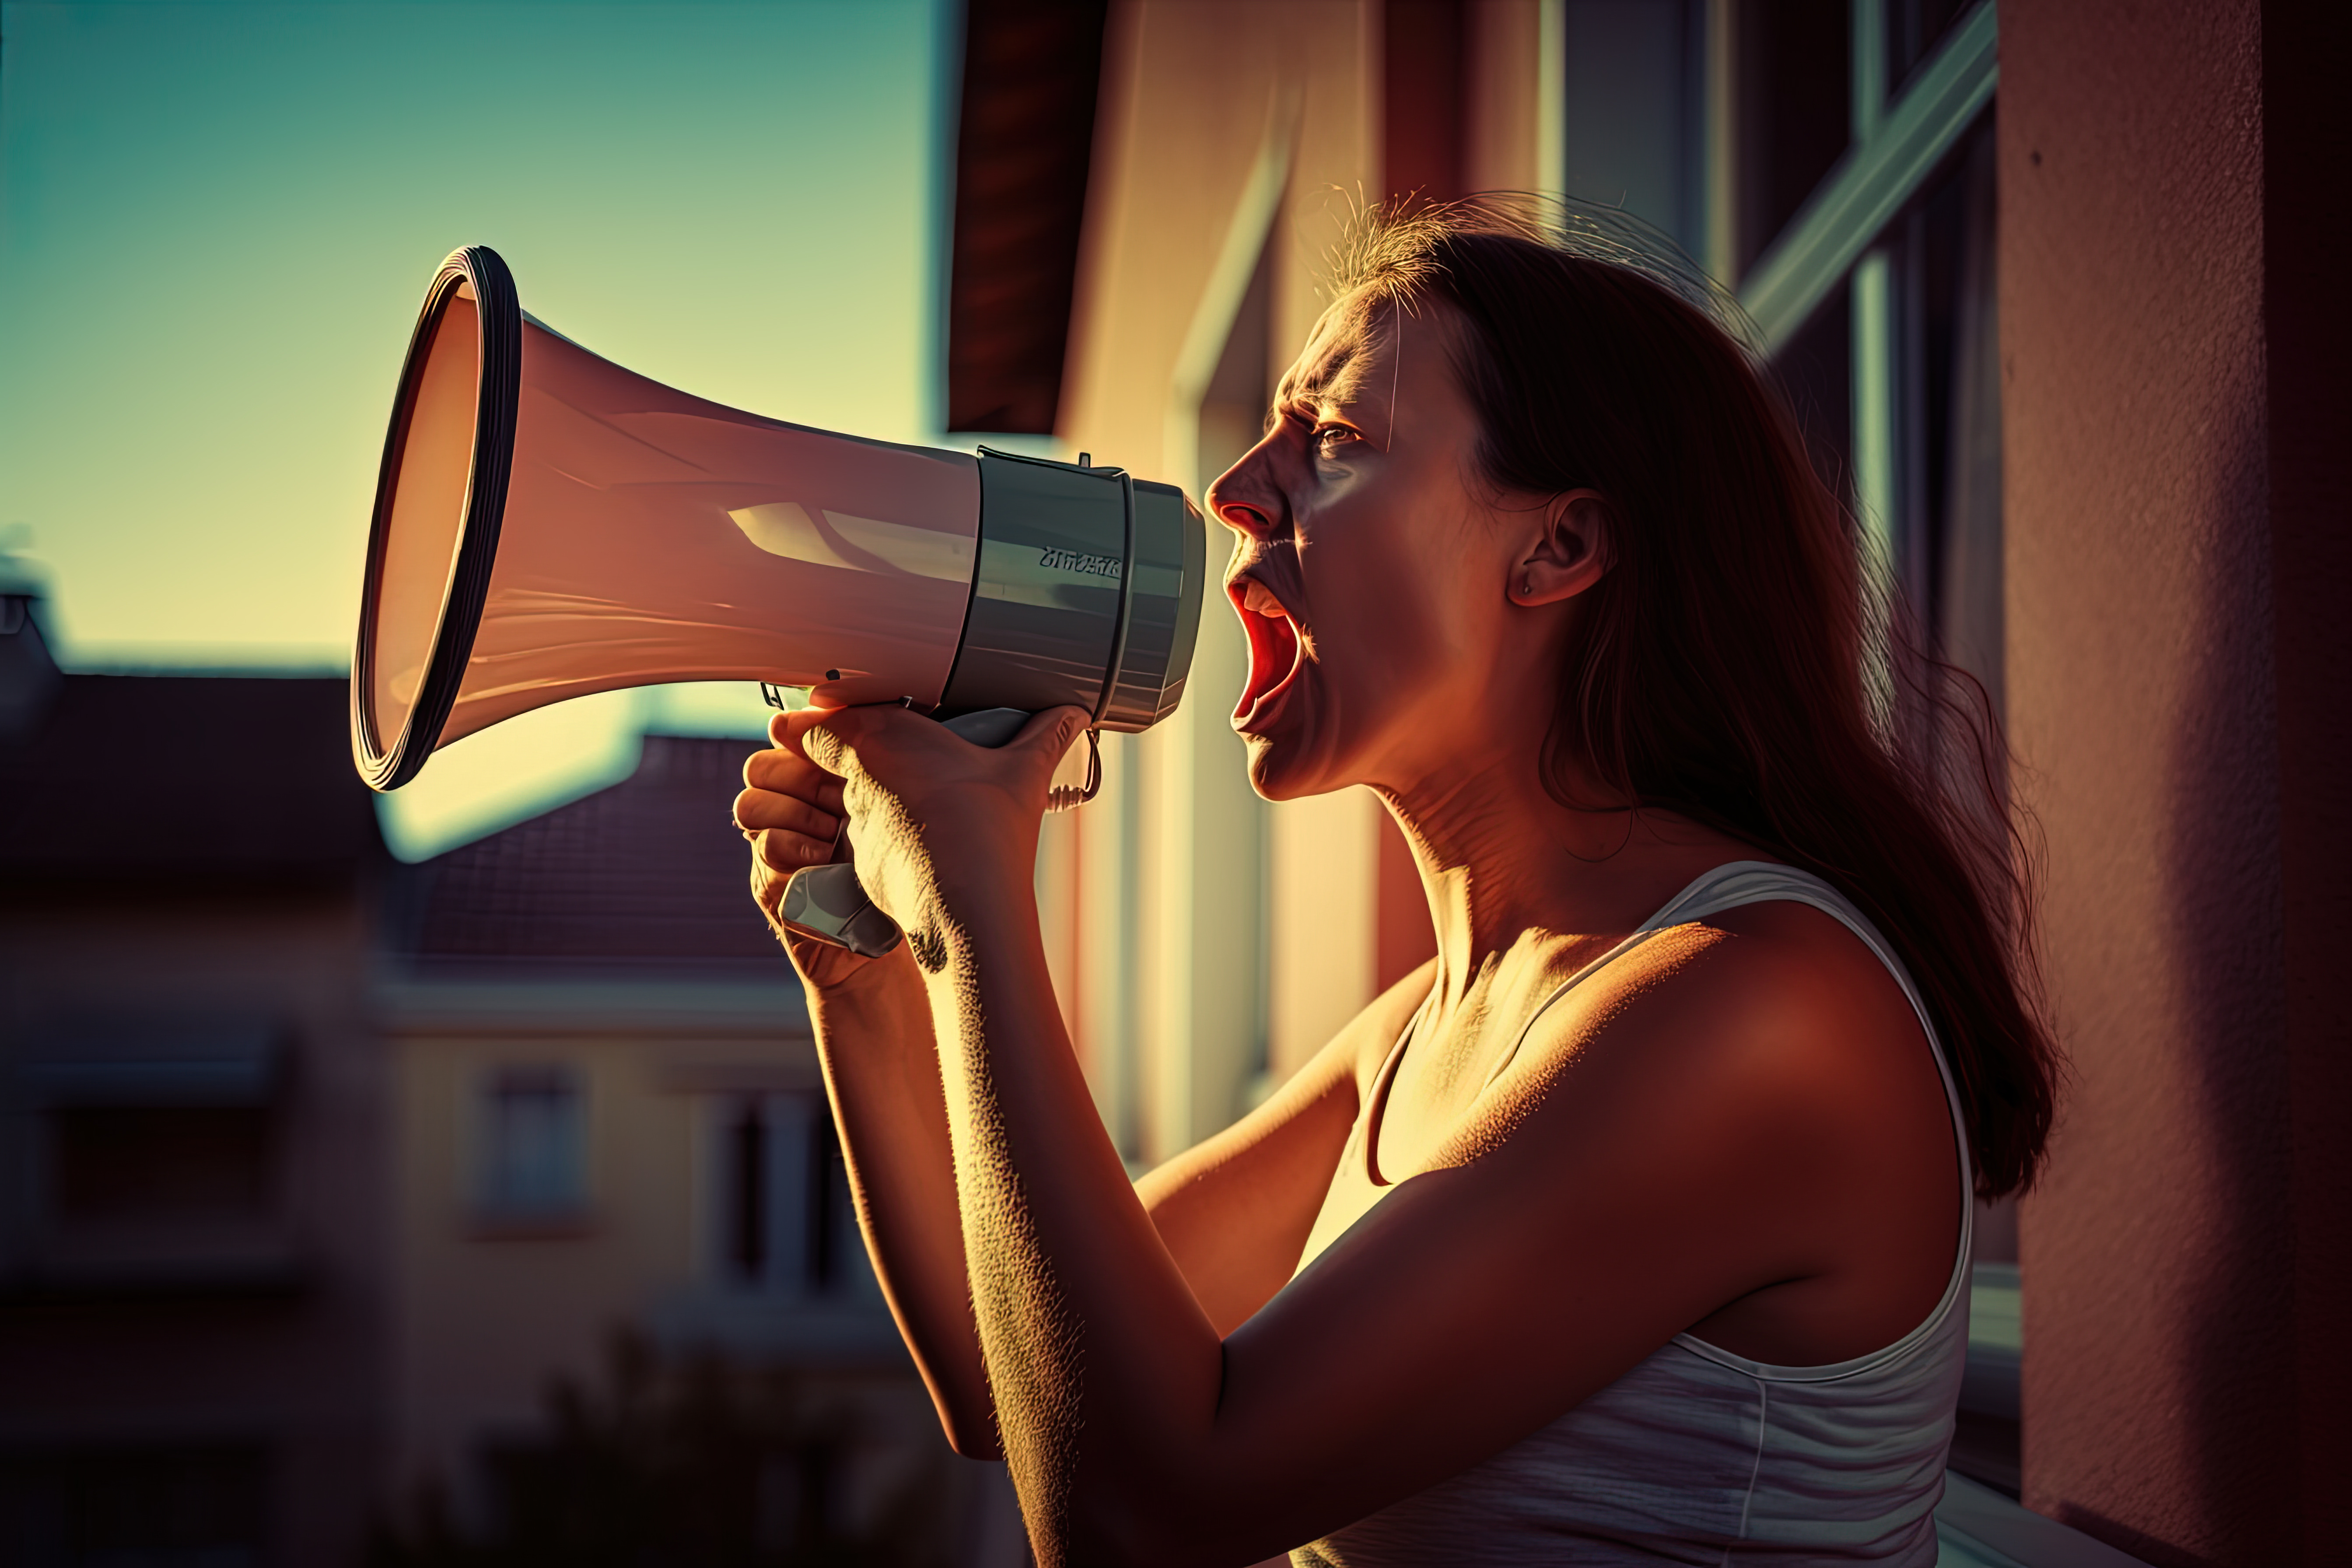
1291, 862, 1972, 1566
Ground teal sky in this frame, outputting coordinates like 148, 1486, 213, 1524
2, 0, 951, 853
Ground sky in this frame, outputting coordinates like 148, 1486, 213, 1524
0, 0, 950, 855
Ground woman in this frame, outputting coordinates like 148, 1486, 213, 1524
734, 204, 2056, 1566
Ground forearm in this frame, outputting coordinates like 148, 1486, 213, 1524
919, 884, 1228, 1565
804, 954, 1000, 1458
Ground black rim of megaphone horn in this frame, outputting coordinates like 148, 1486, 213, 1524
350, 245, 523, 792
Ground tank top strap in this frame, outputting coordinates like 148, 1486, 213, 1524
1616, 860, 1978, 1380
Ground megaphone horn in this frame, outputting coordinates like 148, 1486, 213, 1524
352, 244, 1206, 796
353, 245, 1207, 956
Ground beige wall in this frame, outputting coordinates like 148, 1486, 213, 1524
1052, 0, 1549, 1158
391, 1030, 696, 1494
384, 993, 822, 1500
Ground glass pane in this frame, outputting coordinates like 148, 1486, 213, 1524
1890, 0, 1971, 94
1925, 119, 2002, 712
483, 1066, 583, 1214
1560, 0, 1701, 252
726, 1099, 766, 1281
1735, 0, 1851, 277
368, 288, 480, 752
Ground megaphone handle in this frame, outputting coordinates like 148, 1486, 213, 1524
774, 708, 1034, 959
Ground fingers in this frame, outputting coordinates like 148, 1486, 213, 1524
798, 714, 854, 777
765, 704, 864, 778
747, 822, 836, 874
732, 785, 840, 841
749, 856, 801, 937
749, 855, 787, 924
742, 747, 847, 813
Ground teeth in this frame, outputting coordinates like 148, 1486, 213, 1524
1242, 580, 1288, 618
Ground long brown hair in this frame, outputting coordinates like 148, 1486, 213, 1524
1334, 202, 2056, 1197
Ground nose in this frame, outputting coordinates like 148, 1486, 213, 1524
1206, 436, 1282, 540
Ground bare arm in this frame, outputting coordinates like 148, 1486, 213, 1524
742, 719, 1423, 1449
796, 703, 1955, 1568
739, 720, 998, 1458
930, 888, 1937, 1565
1134, 963, 1428, 1334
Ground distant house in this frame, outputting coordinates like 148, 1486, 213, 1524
0, 624, 1018, 1562
0, 660, 391, 1565
377, 730, 1016, 1553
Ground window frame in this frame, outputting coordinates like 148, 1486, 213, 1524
472, 1062, 591, 1225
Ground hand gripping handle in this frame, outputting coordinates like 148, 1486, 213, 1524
774, 708, 1040, 959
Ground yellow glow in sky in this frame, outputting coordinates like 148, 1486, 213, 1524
2, 0, 948, 855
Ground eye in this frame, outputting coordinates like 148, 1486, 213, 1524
1310, 422, 1360, 457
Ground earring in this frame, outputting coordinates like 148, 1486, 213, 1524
1520, 572, 1533, 596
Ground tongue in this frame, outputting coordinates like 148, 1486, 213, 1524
1239, 606, 1300, 719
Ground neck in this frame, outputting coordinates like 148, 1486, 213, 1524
1378, 741, 1662, 1014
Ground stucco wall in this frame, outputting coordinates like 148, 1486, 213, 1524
2002, 1, 2305, 1560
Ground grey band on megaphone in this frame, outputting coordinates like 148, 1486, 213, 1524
939, 450, 1206, 732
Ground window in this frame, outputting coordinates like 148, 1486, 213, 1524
1729, 0, 1999, 661
709, 1094, 869, 1296
1734, 0, 1852, 276
1568, 0, 2012, 1496
477, 1066, 587, 1220
22, 1022, 282, 1233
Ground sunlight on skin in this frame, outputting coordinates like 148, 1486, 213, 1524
732, 292, 1961, 1565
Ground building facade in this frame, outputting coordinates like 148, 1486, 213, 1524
948, 0, 2350, 1561
0, 666, 392, 1565
0, 644, 1020, 1564
376, 731, 1022, 1561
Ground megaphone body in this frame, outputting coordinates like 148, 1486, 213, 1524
355, 246, 1206, 954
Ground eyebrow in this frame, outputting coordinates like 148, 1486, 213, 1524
1275, 337, 1374, 413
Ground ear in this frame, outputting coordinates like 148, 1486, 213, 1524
1507, 489, 1613, 607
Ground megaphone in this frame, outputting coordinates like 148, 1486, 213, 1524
353, 245, 1206, 955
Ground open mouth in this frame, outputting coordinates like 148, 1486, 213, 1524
1232, 576, 1304, 729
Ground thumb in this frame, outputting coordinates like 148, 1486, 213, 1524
788, 707, 852, 776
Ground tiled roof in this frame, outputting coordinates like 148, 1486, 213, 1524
0, 675, 384, 882
402, 734, 788, 966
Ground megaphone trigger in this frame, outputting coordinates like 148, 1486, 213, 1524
938, 707, 1032, 748
778, 862, 904, 959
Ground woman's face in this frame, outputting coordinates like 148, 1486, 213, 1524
1208, 295, 1571, 804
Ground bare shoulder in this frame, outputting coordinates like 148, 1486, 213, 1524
1437, 897, 1941, 1185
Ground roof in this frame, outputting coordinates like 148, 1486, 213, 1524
945, 0, 1109, 434
0, 673, 384, 883
398, 734, 791, 972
